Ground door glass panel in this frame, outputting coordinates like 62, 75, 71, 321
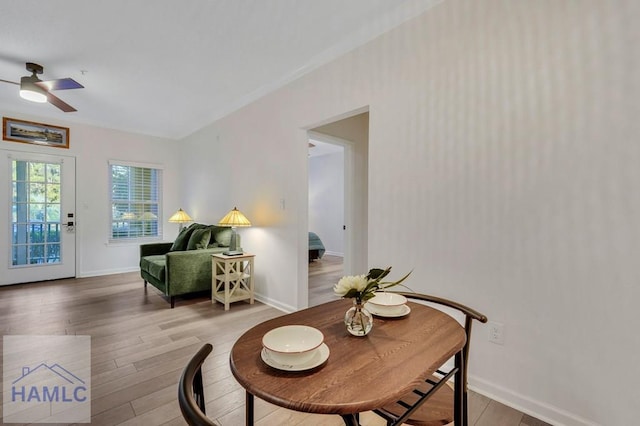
47, 224, 61, 242
12, 245, 28, 266
47, 243, 61, 263
29, 203, 45, 222
46, 204, 60, 222
28, 162, 45, 182
46, 163, 60, 183
47, 183, 60, 203
30, 224, 44, 243
29, 244, 44, 264
12, 224, 27, 244
29, 183, 46, 202
11, 160, 62, 267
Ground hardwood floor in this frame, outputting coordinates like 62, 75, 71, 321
0, 267, 550, 425
309, 254, 343, 307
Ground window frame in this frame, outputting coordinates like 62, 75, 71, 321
108, 160, 163, 243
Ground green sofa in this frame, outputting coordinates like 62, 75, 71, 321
139, 223, 232, 308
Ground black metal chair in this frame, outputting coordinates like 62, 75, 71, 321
178, 343, 219, 426
373, 292, 487, 426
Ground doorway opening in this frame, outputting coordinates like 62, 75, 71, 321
306, 111, 369, 307
308, 136, 345, 306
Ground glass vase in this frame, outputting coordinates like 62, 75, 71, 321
344, 300, 373, 336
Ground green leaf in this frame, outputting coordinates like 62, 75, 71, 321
343, 288, 361, 299
367, 267, 391, 280
378, 269, 413, 289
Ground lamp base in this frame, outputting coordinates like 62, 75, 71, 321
228, 228, 243, 254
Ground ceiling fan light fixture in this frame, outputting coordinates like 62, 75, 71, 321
19, 76, 47, 103
20, 88, 47, 103
1, 62, 82, 111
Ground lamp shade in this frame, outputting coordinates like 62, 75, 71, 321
218, 207, 251, 227
168, 208, 192, 223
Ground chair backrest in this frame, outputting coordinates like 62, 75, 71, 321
391, 291, 488, 391
178, 343, 219, 426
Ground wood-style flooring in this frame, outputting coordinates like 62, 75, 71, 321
0, 261, 550, 425
308, 254, 344, 307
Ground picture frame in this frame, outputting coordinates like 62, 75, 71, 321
2, 117, 69, 149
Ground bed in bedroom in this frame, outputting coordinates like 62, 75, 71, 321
308, 232, 326, 262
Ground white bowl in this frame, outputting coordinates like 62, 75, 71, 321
367, 292, 408, 316
262, 325, 324, 366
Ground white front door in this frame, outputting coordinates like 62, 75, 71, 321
0, 150, 76, 285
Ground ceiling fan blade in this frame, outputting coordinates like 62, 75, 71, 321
0, 78, 19, 85
47, 92, 77, 112
38, 78, 84, 91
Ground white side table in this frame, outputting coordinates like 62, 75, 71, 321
212, 253, 255, 311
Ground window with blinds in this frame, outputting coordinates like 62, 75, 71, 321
109, 161, 162, 241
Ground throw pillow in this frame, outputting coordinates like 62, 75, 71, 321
170, 223, 205, 251
187, 228, 211, 250
169, 225, 193, 251
214, 227, 233, 247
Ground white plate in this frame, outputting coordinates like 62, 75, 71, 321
261, 343, 330, 371
365, 302, 411, 318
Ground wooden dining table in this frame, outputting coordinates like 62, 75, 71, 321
229, 298, 467, 425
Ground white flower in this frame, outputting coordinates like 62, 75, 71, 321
334, 267, 412, 303
333, 274, 368, 297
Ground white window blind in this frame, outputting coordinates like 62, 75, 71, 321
109, 161, 162, 241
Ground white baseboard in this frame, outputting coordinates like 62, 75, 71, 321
77, 266, 139, 278
469, 375, 601, 426
323, 250, 343, 257
253, 294, 296, 314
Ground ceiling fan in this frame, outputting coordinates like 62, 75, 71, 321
0, 62, 84, 112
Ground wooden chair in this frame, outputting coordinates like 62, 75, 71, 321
373, 292, 487, 426
178, 343, 219, 426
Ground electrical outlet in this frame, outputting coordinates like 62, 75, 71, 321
488, 321, 505, 345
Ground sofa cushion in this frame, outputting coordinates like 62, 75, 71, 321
187, 228, 211, 250
214, 227, 233, 247
169, 226, 192, 251
205, 225, 219, 245
140, 255, 166, 282
170, 223, 207, 251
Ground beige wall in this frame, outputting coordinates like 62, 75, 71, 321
0, 111, 182, 277
181, 1, 639, 424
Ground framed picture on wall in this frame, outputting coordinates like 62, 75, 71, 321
2, 117, 69, 149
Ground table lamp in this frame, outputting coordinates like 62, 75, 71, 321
217, 207, 251, 255
168, 208, 193, 232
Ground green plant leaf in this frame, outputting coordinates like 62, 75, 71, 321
378, 269, 413, 289
367, 267, 390, 280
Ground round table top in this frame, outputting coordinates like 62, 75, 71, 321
230, 298, 466, 415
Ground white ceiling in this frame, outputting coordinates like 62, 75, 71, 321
308, 139, 344, 158
0, 0, 439, 139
